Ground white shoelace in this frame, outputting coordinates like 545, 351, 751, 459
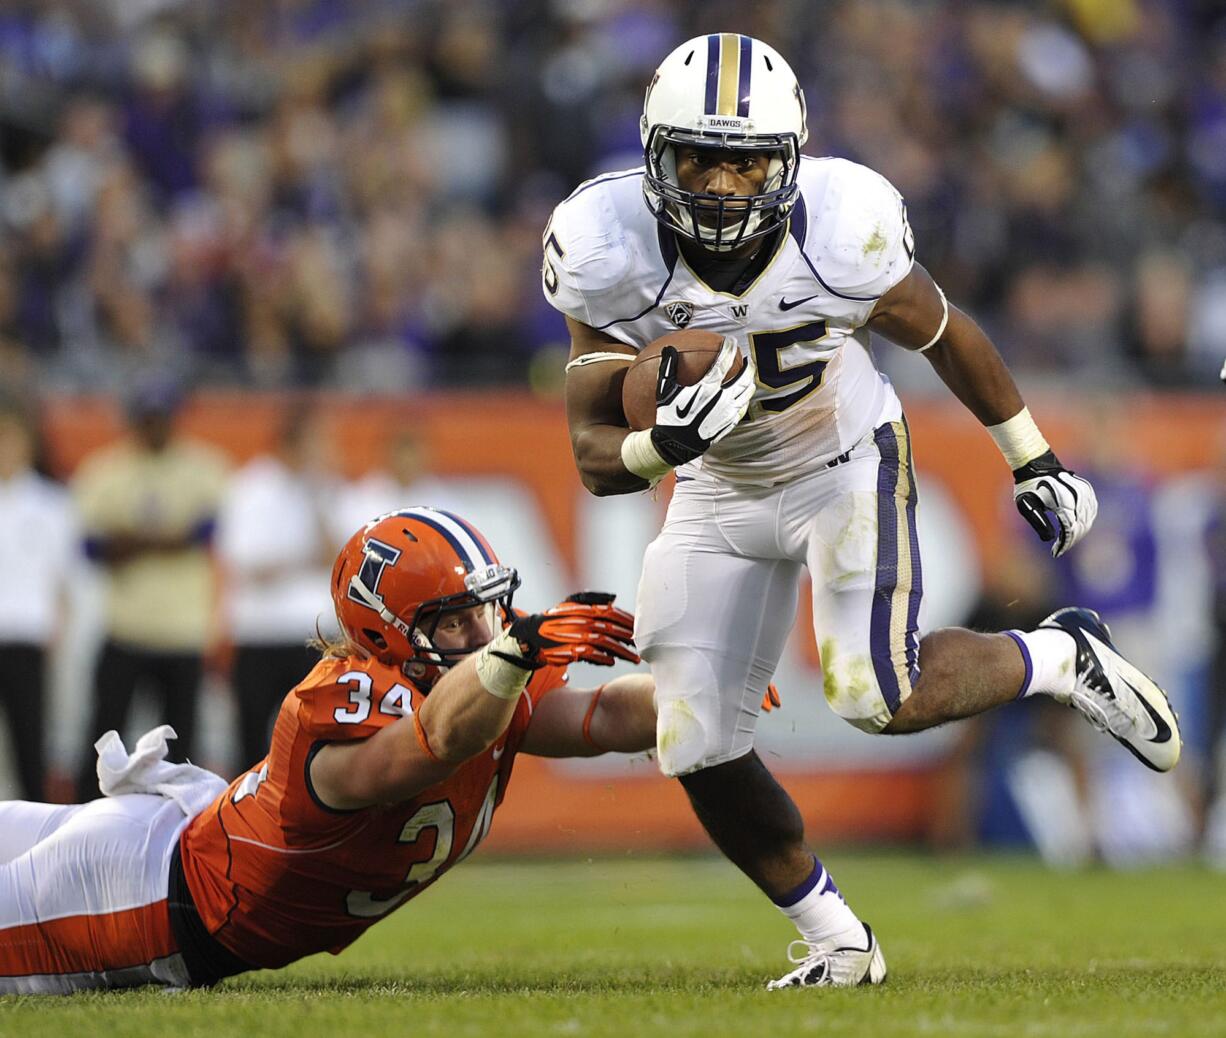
1070, 687, 1136, 736
785, 938, 831, 966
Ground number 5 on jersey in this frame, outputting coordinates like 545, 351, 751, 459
750, 320, 831, 415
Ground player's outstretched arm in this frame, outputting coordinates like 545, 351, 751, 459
309, 595, 640, 809
307, 650, 519, 810
869, 264, 1097, 557
518, 673, 656, 758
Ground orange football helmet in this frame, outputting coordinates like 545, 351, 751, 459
331, 507, 520, 683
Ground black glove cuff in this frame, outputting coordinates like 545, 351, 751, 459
565, 591, 616, 606
1012, 449, 1062, 484
489, 649, 543, 672
650, 427, 702, 467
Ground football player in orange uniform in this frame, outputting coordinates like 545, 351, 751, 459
0, 507, 649, 993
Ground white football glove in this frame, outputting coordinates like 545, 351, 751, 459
650, 337, 756, 467
1012, 452, 1098, 558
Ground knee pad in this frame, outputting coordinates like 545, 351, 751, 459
656, 697, 713, 777
819, 638, 907, 735
647, 645, 743, 777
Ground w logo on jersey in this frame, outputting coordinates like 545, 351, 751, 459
349, 538, 401, 610
665, 301, 695, 327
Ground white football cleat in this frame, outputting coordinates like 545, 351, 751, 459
766, 923, 887, 990
1039, 607, 1181, 772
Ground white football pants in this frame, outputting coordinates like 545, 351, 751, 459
0, 795, 193, 993
636, 418, 923, 776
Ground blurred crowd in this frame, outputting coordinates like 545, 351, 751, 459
0, 0, 1224, 393
0, 382, 450, 801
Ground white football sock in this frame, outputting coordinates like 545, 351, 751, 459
1006, 628, 1077, 700
774, 859, 862, 946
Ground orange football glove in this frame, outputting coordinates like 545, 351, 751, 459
761, 682, 781, 712
498, 591, 640, 669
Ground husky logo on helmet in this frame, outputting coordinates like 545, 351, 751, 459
331, 507, 520, 687
640, 33, 808, 252
665, 301, 695, 327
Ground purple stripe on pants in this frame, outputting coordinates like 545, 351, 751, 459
870, 423, 905, 714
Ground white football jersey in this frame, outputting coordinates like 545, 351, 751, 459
544, 156, 916, 486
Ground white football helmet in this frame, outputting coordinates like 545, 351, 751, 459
641, 34, 808, 252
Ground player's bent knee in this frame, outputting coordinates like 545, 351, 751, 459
820, 644, 910, 735
655, 698, 713, 777
647, 645, 742, 777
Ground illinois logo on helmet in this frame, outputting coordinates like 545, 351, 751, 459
331, 507, 520, 685
640, 33, 808, 252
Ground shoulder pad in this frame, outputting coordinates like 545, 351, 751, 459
801, 158, 915, 301
294, 657, 412, 740
542, 171, 641, 323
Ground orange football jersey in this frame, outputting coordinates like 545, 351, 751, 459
179, 653, 565, 968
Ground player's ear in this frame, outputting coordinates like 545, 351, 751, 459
656, 345, 680, 403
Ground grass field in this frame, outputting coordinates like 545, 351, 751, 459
5, 852, 1225, 1037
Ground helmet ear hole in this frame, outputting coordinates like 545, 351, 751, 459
363, 629, 388, 651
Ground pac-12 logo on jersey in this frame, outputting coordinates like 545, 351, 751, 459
665, 301, 695, 328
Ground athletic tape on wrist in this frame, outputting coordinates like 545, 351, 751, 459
475, 631, 534, 701
987, 407, 1051, 470
620, 429, 674, 483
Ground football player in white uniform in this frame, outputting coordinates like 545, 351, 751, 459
545, 34, 1183, 990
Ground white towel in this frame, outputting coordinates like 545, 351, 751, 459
94, 725, 228, 819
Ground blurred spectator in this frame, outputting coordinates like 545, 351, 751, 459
1050, 410, 1196, 864
216, 403, 346, 770
0, 400, 78, 799
926, 547, 1093, 863
0, 1, 1221, 389
71, 379, 228, 798
340, 426, 453, 534
1202, 443, 1226, 866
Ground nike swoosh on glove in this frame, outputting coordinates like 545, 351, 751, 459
494, 592, 640, 669
650, 338, 756, 467
1012, 450, 1098, 558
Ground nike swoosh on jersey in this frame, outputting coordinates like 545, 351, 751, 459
492, 745, 505, 760
779, 294, 819, 311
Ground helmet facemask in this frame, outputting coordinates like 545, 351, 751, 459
643, 126, 801, 252
347, 560, 520, 688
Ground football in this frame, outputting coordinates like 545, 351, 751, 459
621, 329, 747, 431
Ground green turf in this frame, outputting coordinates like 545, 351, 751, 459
5, 853, 1225, 1037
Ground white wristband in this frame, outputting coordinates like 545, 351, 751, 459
620, 429, 674, 483
987, 407, 1050, 470
475, 631, 533, 701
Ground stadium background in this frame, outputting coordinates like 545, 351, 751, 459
0, 0, 1223, 864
